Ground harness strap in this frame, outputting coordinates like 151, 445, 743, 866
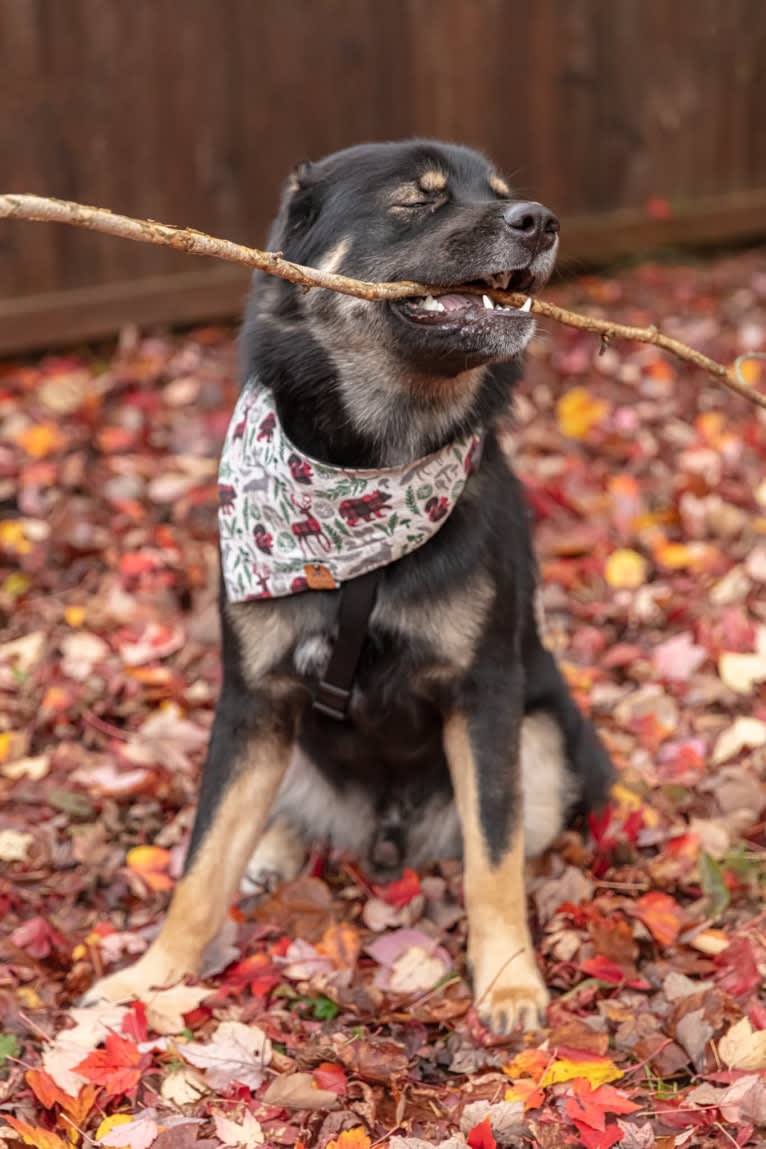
313, 568, 382, 721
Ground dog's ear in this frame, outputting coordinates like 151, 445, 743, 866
280, 159, 321, 240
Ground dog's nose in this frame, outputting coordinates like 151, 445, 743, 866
503, 201, 560, 249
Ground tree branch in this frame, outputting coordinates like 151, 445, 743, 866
1, 193, 763, 410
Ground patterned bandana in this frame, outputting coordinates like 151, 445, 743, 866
218, 383, 481, 601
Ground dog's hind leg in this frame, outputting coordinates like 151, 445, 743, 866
444, 696, 549, 1035
240, 817, 306, 896
83, 685, 293, 1004
522, 629, 614, 826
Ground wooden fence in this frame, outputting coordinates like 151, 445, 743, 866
1, 0, 765, 353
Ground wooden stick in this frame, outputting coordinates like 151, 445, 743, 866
1, 193, 764, 410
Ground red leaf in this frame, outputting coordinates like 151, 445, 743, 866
580, 956, 650, 990
632, 891, 683, 946
571, 1122, 623, 1149
10, 917, 66, 959
373, 868, 422, 908
716, 936, 761, 998
73, 1033, 142, 1096
313, 1061, 347, 1096
466, 1118, 496, 1149
121, 1000, 148, 1043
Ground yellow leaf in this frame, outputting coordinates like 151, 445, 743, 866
3, 572, 30, 597
17, 423, 64, 459
326, 1129, 371, 1149
735, 356, 762, 385
64, 606, 86, 628
718, 1017, 766, 1070
504, 1048, 549, 1079
126, 845, 173, 891
604, 549, 647, 589
653, 539, 717, 572
556, 387, 609, 440
0, 520, 32, 555
95, 1115, 134, 1142
540, 1056, 623, 1089
17, 986, 43, 1009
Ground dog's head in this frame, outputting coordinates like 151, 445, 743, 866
243, 140, 559, 464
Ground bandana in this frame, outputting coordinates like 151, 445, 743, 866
218, 383, 481, 601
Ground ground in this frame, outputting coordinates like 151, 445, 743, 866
1, 249, 766, 1149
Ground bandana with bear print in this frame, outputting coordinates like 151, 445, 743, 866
218, 382, 481, 601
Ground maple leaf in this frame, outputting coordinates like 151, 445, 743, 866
466, 1118, 497, 1149
126, 844, 173, 891
180, 1020, 271, 1090
632, 891, 683, 946
212, 1111, 263, 1148
73, 1032, 142, 1096
541, 1054, 624, 1090
373, 867, 422, 908
326, 1129, 371, 1149
313, 1061, 347, 1096
564, 1080, 640, 1131
98, 1113, 159, 1149
4, 1119, 70, 1149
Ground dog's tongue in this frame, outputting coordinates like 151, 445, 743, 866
438, 293, 477, 312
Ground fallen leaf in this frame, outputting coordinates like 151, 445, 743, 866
541, 1054, 624, 1089
632, 891, 683, 946
4, 1119, 70, 1149
653, 632, 706, 682
466, 1119, 496, 1149
0, 828, 33, 861
99, 1112, 159, 1149
326, 1131, 371, 1149
73, 1033, 142, 1096
604, 549, 647, 589
126, 845, 173, 891
557, 387, 609, 439
262, 1072, 339, 1111
718, 651, 766, 694
144, 984, 211, 1035
712, 717, 766, 764
718, 1017, 766, 1070
212, 1111, 263, 1148
180, 1020, 271, 1090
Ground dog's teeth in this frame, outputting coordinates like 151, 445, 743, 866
420, 295, 445, 312
482, 294, 495, 310
520, 297, 532, 313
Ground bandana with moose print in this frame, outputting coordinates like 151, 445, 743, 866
218, 382, 481, 601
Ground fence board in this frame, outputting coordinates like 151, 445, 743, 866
0, 0, 764, 352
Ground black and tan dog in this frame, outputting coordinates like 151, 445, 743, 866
86, 140, 613, 1032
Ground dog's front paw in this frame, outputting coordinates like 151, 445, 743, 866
471, 947, 549, 1034
81, 948, 189, 1006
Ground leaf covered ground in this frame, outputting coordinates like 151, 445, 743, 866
1, 249, 766, 1149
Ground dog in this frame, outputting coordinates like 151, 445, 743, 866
86, 140, 613, 1032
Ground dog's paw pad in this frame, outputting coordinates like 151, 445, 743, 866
476, 981, 549, 1035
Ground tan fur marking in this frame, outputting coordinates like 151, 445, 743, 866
84, 736, 292, 1003
419, 169, 448, 192
378, 572, 494, 672
225, 601, 294, 689
489, 174, 511, 198
444, 713, 548, 1032
316, 238, 351, 274
521, 711, 573, 856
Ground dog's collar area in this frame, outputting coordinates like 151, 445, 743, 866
218, 382, 481, 604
